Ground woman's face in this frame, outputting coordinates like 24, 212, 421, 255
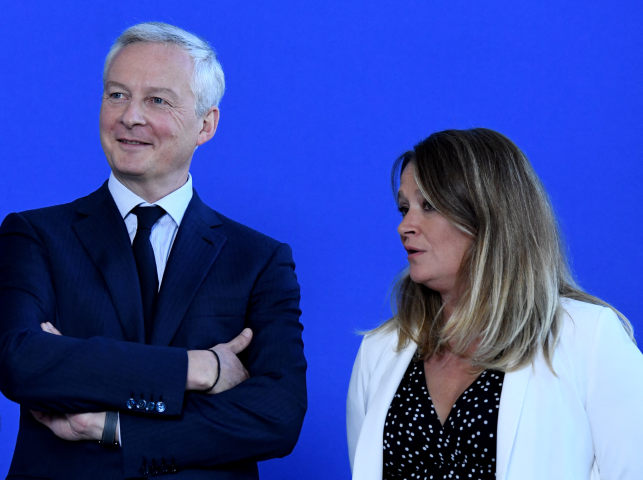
397, 164, 473, 299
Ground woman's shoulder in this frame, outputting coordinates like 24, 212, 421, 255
350, 325, 418, 403
361, 324, 400, 353
560, 298, 613, 324
356, 324, 413, 372
558, 297, 633, 352
559, 297, 620, 330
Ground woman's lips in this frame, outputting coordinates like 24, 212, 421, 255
405, 248, 425, 259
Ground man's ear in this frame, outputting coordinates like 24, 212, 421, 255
196, 107, 220, 146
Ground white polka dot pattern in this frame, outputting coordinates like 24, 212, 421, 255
383, 357, 504, 480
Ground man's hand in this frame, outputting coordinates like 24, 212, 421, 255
210, 328, 253, 394
186, 328, 253, 394
31, 410, 107, 442
40, 321, 62, 336
33, 322, 120, 443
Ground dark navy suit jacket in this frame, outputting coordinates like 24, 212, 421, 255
0, 183, 307, 479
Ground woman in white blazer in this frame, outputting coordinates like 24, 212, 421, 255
347, 128, 643, 480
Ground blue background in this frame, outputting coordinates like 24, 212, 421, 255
0, 1, 641, 478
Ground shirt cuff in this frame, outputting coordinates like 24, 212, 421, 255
117, 411, 122, 446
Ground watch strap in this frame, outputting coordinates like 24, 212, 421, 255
100, 411, 119, 447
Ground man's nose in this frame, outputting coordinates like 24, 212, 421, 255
121, 100, 147, 128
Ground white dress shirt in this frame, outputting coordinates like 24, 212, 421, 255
107, 172, 193, 445
107, 172, 193, 286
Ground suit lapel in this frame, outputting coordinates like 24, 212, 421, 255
495, 363, 532, 480
72, 184, 145, 343
150, 192, 225, 346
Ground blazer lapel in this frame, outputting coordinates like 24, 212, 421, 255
353, 334, 533, 480
353, 341, 417, 480
495, 363, 532, 480
72, 183, 145, 343
150, 192, 225, 346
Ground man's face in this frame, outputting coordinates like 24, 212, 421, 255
99, 42, 217, 191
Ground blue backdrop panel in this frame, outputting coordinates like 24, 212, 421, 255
0, 1, 641, 478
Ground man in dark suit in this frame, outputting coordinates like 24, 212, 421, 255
0, 22, 306, 479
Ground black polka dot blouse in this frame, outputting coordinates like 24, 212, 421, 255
383, 356, 504, 480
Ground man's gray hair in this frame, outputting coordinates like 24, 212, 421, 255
103, 22, 225, 117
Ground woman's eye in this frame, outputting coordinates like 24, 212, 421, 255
398, 206, 409, 217
423, 201, 434, 212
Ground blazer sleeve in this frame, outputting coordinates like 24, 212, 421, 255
117, 242, 307, 477
584, 307, 643, 478
347, 338, 367, 472
0, 212, 188, 416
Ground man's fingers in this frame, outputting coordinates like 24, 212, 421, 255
40, 322, 62, 336
224, 328, 253, 355
30, 410, 50, 426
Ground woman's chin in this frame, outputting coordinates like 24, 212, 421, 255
409, 271, 430, 287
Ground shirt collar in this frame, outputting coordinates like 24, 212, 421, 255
107, 172, 193, 226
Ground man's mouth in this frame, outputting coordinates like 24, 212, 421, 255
118, 139, 151, 145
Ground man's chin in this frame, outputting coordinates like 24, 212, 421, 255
108, 159, 152, 180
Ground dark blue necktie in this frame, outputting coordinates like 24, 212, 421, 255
132, 205, 166, 343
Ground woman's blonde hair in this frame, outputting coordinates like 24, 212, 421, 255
382, 128, 634, 371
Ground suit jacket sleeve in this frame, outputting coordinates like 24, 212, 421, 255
118, 242, 307, 476
0, 206, 307, 476
0, 212, 188, 416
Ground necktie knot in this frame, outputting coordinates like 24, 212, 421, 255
133, 205, 166, 231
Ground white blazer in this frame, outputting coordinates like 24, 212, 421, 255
347, 299, 643, 480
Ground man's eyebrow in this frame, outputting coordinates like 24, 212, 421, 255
103, 82, 179, 100
146, 87, 179, 99
104, 81, 129, 91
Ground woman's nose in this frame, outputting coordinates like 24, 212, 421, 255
397, 211, 417, 237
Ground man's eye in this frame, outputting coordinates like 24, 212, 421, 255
110, 93, 124, 99
153, 97, 165, 104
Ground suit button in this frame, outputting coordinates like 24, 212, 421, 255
127, 398, 136, 409
146, 401, 156, 411
136, 399, 147, 410
156, 401, 166, 413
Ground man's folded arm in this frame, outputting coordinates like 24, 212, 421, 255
0, 213, 307, 470
0, 329, 190, 416
118, 243, 307, 475
0, 212, 189, 415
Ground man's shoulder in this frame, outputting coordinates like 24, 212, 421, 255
186, 194, 294, 267
213, 210, 281, 247
191, 194, 284, 249
210, 210, 296, 268
2, 184, 109, 231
